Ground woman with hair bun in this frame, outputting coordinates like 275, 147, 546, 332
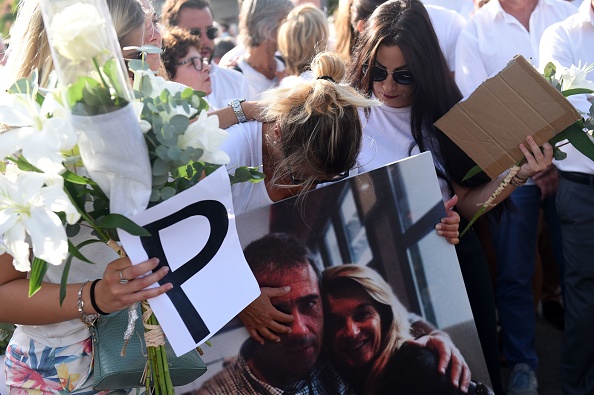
218, 50, 377, 214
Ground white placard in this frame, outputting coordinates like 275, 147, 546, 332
118, 167, 260, 356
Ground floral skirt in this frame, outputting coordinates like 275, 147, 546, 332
3, 330, 134, 395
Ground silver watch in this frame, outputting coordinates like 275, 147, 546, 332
229, 99, 248, 123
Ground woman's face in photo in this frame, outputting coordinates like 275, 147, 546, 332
372, 44, 414, 109
325, 285, 383, 369
173, 46, 212, 95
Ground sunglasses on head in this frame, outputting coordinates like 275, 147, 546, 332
363, 64, 415, 85
188, 26, 219, 40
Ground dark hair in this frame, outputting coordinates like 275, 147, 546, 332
333, 0, 386, 63
381, 344, 494, 395
348, 0, 491, 190
161, 26, 201, 79
161, 0, 213, 28
243, 233, 321, 283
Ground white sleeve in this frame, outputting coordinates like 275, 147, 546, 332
454, 23, 490, 97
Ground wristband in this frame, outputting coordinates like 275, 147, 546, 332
90, 279, 109, 315
228, 99, 247, 123
77, 280, 99, 326
510, 175, 528, 187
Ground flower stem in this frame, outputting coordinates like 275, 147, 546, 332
92, 57, 110, 90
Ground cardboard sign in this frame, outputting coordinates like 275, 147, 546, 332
118, 167, 260, 356
436, 56, 581, 179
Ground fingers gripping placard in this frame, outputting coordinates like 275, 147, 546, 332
118, 167, 261, 356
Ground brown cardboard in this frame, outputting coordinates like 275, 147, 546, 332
435, 55, 581, 179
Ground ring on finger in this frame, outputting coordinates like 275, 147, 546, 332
119, 270, 129, 284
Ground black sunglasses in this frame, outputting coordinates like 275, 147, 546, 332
363, 64, 415, 85
288, 165, 350, 185
188, 26, 219, 40
177, 56, 209, 71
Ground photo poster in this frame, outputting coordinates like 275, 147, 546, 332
179, 152, 491, 393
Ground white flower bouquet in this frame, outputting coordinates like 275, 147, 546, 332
0, 0, 263, 393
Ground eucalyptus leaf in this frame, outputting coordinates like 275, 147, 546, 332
553, 147, 567, 160
543, 62, 556, 79
8, 78, 34, 95
159, 186, 176, 201
152, 157, 170, 176
170, 114, 189, 133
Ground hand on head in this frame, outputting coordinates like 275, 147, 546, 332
238, 286, 294, 344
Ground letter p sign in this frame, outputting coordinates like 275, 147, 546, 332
118, 168, 261, 356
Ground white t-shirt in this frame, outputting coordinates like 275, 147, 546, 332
422, 0, 474, 19
455, 0, 576, 96
426, 5, 467, 72
235, 57, 285, 101
17, 228, 117, 347
221, 121, 273, 214
206, 62, 248, 110
358, 101, 451, 201
539, 0, 594, 174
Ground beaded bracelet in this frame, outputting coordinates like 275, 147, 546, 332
77, 280, 99, 326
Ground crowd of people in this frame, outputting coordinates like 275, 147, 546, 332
0, 0, 592, 394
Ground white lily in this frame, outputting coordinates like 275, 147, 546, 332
558, 63, 594, 92
177, 110, 230, 165
0, 90, 77, 174
0, 172, 80, 271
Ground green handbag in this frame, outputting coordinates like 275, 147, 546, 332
90, 305, 207, 390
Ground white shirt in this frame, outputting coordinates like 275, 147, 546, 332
358, 102, 451, 201
221, 121, 273, 214
17, 228, 117, 347
422, 0, 474, 19
539, 0, 594, 174
455, 0, 576, 96
426, 5, 467, 72
235, 57, 285, 101
206, 62, 248, 110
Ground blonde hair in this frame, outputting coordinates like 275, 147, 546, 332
3, 0, 144, 89
322, 264, 413, 395
257, 51, 378, 188
277, 4, 328, 76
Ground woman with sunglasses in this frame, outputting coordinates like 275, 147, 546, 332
348, 1, 553, 393
162, 26, 212, 98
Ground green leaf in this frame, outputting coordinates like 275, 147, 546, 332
562, 88, 594, 97
549, 120, 583, 146
543, 62, 556, 79
565, 124, 594, 162
152, 157, 170, 176
462, 165, 484, 183
159, 186, 176, 201
59, 239, 99, 305
29, 258, 49, 297
62, 170, 95, 185
8, 78, 34, 95
103, 57, 127, 98
95, 214, 151, 237
66, 76, 100, 108
553, 147, 567, 161
169, 114, 189, 133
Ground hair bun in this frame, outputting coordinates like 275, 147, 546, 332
311, 51, 346, 83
